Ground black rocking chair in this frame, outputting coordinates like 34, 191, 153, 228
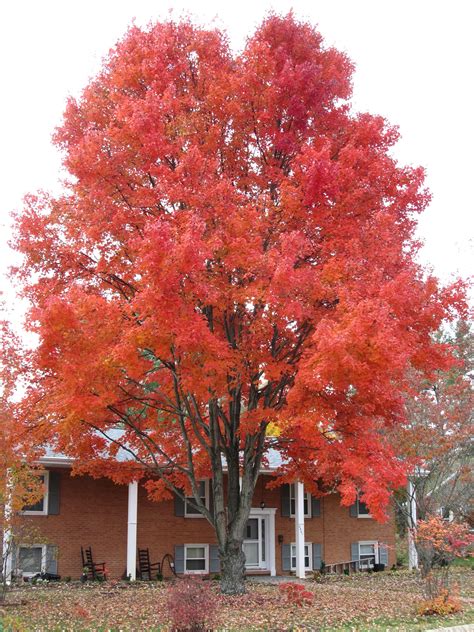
137, 548, 161, 580
81, 546, 107, 580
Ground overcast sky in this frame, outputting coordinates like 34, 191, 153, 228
0, 0, 472, 326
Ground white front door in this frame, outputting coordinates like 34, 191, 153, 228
243, 515, 268, 570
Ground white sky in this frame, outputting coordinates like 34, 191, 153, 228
0, 0, 472, 326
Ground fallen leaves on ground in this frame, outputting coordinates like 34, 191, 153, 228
0, 569, 472, 631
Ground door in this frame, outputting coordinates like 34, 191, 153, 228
243, 515, 268, 569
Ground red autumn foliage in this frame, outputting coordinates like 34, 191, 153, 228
415, 517, 473, 567
279, 582, 314, 607
414, 516, 473, 603
10, 13, 467, 591
166, 578, 217, 632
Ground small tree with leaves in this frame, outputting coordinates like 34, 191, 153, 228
414, 516, 472, 611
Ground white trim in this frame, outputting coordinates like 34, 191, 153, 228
358, 541, 379, 568
268, 509, 276, 576
357, 498, 372, 519
126, 481, 138, 581
36, 458, 72, 468
249, 507, 277, 515
295, 481, 306, 579
289, 483, 311, 518
243, 508, 277, 574
184, 544, 209, 574
17, 544, 47, 577
290, 542, 313, 572
23, 471, 49, 516
2, 469, 13, 584
184, 480, 209, 518
407, 480, 418, 570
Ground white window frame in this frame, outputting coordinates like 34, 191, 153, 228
184, 480, 210, 518
357, 498, 372, 518
289, 484, 312, 518
358, 541, 378, 569
184, 544, 209, 575
17, 544, 47, 577
290, 542, 313, 572
22, 471, 49, 516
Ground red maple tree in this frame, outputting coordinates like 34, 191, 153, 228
12, 14, 466, 592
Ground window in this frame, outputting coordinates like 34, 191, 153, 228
357, 499, 372, 518
184, 544, 209, 574
289, 484, 311, 518
23, 472, 49, 516
18, 545, 46, 577
358, 541, 377, 569
185, 480, 209, 517
290, 543, 312, 571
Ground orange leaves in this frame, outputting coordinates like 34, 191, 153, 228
415, 517, 473, 558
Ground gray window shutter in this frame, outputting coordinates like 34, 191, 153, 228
379, 544, 388, 566
349, 502, 358, 517
209, 544, 220, 573
174, 545, 185, 573
311, 497, 321, 517
281, 484, 290, 517
45, 545, 58, 574
312, 543, 322, 570
48, 472, 61, 515
282, 544, 291, 571
351, 542, 359, 562
174, 492, 185, 517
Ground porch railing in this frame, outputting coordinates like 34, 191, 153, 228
323, 556, 376, 574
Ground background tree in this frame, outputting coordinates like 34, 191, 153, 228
12, 14, 466, 593
391, 320, 472, 573
1, 316, 42, 603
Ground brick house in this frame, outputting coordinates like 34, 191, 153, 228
8, 446, 396, 581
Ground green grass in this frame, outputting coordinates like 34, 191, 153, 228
452, 556, 474, 569
325, 609, 474, 631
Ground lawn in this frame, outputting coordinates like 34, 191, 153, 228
1, 568, 473, 631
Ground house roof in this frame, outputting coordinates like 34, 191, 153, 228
39, 430, 284, 472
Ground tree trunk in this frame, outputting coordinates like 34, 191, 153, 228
220, 539, 246, 595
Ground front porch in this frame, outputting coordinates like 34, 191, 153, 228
125, 481, 308, 580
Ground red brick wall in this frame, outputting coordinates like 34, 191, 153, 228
21, 469, 128, 579
19, 468, 395, 578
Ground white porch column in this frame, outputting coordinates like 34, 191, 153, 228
269, 510, 276, 577
407, 480, 418, 570
127, 481, 138, 580
295, 481, 305, 579
2, 469, 13, 584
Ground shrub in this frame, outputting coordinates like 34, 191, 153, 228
279, 582, 314, 607
166, 578, 217, 632
417, 591, 462, 616
414, 518, 473, 601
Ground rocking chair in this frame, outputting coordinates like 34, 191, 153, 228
137, 548, 161, 580
81, 546, 107, 580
